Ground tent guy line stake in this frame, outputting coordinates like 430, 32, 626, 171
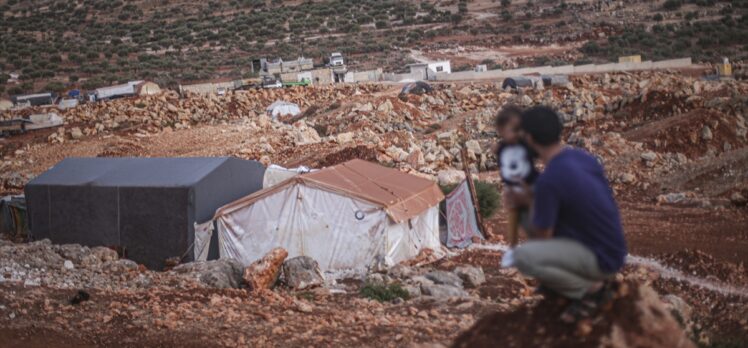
468, 242, 748, 298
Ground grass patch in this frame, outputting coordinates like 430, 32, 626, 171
360, 283, 410, 302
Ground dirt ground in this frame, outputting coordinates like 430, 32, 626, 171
1, 200, 746, 347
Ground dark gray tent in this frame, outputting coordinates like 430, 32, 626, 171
25, 157, 265, 269
502, 76, 536, 89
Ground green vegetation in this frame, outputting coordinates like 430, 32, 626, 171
360, 283, 409, 302
0, 0, 452, 93
581, 16, 748, 62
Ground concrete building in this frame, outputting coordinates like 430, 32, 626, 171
265, 57, 314, 75
180, 79, 244, 95
407, 61, 451, 80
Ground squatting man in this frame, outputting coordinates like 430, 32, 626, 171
499, 105, 628, 322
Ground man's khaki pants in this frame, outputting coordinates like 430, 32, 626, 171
513, 238, 611, 299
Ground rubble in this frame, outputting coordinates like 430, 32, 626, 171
281, 256, 325, 290
0, 70, 746, 346
172, 259, 244, 289
242, 247, 288, 291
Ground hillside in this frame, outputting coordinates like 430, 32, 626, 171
1, 0, 747, 96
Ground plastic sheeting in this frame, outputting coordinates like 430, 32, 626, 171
193, 221, 214, 262
216, 183, 441, 271
262, 164, 313, 188
266, 101, 301, 119
27, 112, 64, 130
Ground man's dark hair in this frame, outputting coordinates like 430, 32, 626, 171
495, 104, 523, 128
520, 106, 563, 146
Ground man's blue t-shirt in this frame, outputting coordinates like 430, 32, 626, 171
532, 148, 627, 273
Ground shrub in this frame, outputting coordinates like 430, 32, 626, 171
44, 81, 66, 93
360, 283, 409, 302
663, 0, 682, 11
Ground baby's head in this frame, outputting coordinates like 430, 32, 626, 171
495, 105, 523, 144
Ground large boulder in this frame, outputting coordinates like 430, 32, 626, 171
454, 266, 486, 289
425, 270, 463, 288
282, 256, 325, 290
243, 248, 288, 291
452, 282, 695, 348
172, 258, 244, 289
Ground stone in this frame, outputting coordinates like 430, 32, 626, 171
730, 192, 747, 206
294, 299, 313, 313
657, 192, 688, 204
102, 259, 139, 274
386, 145, 408, 162
365, 273, 387, 287
172, 258, 244, 289
70, 127, 83, 139
437, 169, 466, 186
281, 256, 325, 290
388, 264, 414, 279
640, 151, 657, 162
662, 294, 692, 327
421, 284, 468, 298
465, 140, 482, 156
243, 247, 288, 291
454, 266, 486, 288
292, 126, 321, 145
701, 125, 713, 140
404, 284, 422, 298
424, 270, 463, 288
336, 132, 354, 143
619, 173, 636, 184
63, 260, 74, 270
377, 99, 394, 114
406, 147, 425, 167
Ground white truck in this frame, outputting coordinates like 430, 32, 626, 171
330, 52, 344, 66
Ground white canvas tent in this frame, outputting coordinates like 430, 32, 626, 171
211, 159, 445, 271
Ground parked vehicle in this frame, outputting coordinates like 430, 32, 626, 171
282, 79, 310, 87
262, 76, 283, 89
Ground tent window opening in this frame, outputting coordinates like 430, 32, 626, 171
436, 66, 444, 72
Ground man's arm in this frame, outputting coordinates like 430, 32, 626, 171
529, 179, 559, 240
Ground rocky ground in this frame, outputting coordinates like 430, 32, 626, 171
0, 70, 747, 347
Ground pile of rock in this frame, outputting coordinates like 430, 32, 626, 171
364, 264, 487, 300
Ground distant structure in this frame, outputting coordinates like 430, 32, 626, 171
92, 81, 161, 101
407, 60, 452, 80
618, 55, 642, 63
717, 57, 732, 77
264, 57, 314, 75
11, 93, 55, 107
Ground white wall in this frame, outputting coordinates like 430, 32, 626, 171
428, 61, 451, 74
430, 58, 694, 81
